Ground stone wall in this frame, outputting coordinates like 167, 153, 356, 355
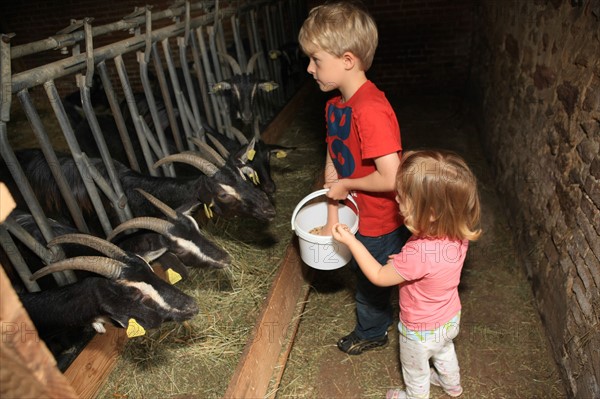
469, 1, 600, 397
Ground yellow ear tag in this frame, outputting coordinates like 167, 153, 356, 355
265, 82, 278, 92
203, 203, 213, 219
276, 150, 287, 159
165, 268, 182, 284
126, 318, 146, 338
247, 149, 256, 161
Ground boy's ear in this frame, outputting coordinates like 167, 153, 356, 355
342, 51, 357, 70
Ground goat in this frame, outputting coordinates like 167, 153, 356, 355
18, 233, 198, 358
0, 148, 276, 231
109, 188, 231, 272
211, 52, 279, 129
63, 74, 111, 127
2, 188, 230, 286
202, 122, 295, 200
72, 92, 190, 176
268, 41, 307, 98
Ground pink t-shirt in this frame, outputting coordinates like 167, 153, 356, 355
392, 236, 469, 331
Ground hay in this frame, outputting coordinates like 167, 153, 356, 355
97, 90, 328, 398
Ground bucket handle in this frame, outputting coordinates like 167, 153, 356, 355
291, 188, 358, 231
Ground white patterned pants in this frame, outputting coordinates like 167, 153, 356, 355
398, 313, 461, 399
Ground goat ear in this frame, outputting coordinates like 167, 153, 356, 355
156, 252, 190, 280
268, 49, 281, 60
258, 81, 278, 92
238, 138, 257, 163
176, 201, 201, 216
109, 315, 129, 328
211, 82, 231, 92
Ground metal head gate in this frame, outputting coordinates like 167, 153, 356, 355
0, 0, 305, 289
0, 0, 307, 382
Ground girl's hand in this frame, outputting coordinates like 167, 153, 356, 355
331, 223, 353, 244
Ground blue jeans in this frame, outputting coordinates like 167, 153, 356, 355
349, 225, 412, 340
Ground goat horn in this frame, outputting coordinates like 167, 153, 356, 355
205, 133, 230, 159
229, 126, 249, 145
247, 52, 262, 75
134, 188, 177, 220
188, 137, 226, 168
253, 116, 261, 139
240, 137, 257, 163
30, 256, 125, 281
48, 233, 129, 261
218, 52, 242, 75
107, 217, 175, 241
154, 153, 219, 177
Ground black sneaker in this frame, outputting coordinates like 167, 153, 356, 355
337, 331, 388, 355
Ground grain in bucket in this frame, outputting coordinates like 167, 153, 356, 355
291, 189, 359, 270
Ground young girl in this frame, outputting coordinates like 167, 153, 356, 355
332, 150, 482, 399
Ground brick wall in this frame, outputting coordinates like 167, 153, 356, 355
367, 0, 476, 95
469, 1, 600, 397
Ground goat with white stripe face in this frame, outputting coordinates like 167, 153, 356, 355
152, 151, 276, 222
0, 149, 276, 231
202, 123, 295, 201
21, 233, 199, 337
211, 52, 279, 129
109, 188, 231, 274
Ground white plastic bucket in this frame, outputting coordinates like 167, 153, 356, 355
291, 189, 359, 270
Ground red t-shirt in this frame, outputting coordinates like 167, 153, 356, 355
325, 80, 402, 236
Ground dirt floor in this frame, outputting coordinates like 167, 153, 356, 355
274, 91, 567, 399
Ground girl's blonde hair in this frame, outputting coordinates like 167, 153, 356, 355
298, 1, 378, 71
396, 150, 482, 241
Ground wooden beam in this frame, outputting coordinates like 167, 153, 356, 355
223, 240, 312, 398
63, 326, 127, 399
225, 106, 324, 397
0, 182, 78, 399
0, 267, 79, 399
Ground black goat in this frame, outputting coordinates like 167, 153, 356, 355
19, 233, 198, 344
211, 52, 279, 129
72, 92, 189, 176
63, 74, 111, 127
3, 187, 230, 279
268, 41, 307, 98
0, 149, 276, 231
109, 188, 231, 272
13, 232, 198, 366
202, 122, 295, 200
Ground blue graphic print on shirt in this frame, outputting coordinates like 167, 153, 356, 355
327, 104, 355, 178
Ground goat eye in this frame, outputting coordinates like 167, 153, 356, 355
217, 191, 235, 203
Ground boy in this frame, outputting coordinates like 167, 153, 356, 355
298, 1, 411, 355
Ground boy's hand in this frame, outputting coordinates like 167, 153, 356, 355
331, 223, 354, 244
324, 180, 349, 200
321, 223, 334, 236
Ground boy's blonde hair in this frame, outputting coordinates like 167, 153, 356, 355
298, 1, 378, 71
396, 150, 482, 241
